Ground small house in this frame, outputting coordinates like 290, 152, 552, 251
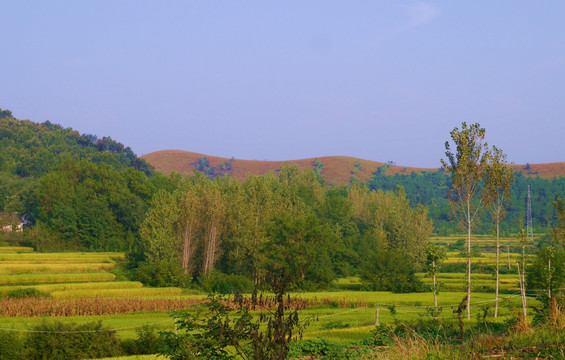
0, 213, 24, 232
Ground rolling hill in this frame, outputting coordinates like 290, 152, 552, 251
142, 150, 565, 184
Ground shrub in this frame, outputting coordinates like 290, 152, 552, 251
199, 270, 253, 294
0, 330, 25, 360
122, 326, 164, 355
25, 320, 123, 360
320, 320, 350, 330
134, 259, 191, 288
360, 249, 425, 293
287, 338, 344, 358
6, 288, 51, 299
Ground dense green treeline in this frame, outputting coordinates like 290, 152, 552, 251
368, 168, 565, 235
0, 109, 161, 251
132, 167, 433, 290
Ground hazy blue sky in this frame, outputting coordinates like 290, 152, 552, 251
2, 1, 564, 167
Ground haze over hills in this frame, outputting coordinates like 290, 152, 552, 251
142, 150, 565, 184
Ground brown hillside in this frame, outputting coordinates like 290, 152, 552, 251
142, 150, 565, 184
142, 150, 434, 184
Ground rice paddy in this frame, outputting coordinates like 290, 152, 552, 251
0, 234, 543, 359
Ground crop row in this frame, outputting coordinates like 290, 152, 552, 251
0, 246, 34, 253
51, 287, 183, 298
0, 295, 317, 317
0, 252, 124, 263
0, 297, 203, 317
0, 281, 144, 296
0, 272, 116, 286
0, 263, 115, 274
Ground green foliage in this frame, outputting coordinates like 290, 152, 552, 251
320, 320, 350, 330
360, 249, 425, 293
0, 110, 156, 252
368, 324, 395, 346
287, 338, 346, 359
121, 326, 164, 356
134, 259, 191, 288
263, 213, 335, 291
6, 288, 51, 299
199, 271, 253, 294
312, 158, 324, 176
369, 168, 565, 235
0, 330, 25, 360
24, 320, 123, 360
160, 296, 257, 360
192, 156, 234, 179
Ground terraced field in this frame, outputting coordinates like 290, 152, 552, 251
0, 236, 542, 359
0, 247, 197, 315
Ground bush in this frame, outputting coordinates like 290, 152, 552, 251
6, 288, 51, 299
25, 320, 123, 360
134, 259, 191, 288
0, 330, 25, 360
320, 320, 350, 330
121, 325, 164, 355
199, 271, 253, 294
288, 338, 344, 358
360, 249, 425, 293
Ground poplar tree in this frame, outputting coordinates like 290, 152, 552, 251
441, 122, 492, 319
484, 145, 514, 317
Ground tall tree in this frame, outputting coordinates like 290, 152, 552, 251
425, 244, 447, 309
484, 145, 514, 317
441, 122, 492, 319
200, 183, 227, 275
176, 189, 200, 274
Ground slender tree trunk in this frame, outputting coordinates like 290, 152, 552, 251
495, 220, 500, 318
507, 245, 511, 269
517, 244, 527, 321
203, 224, 218, 275
433, 260, 438, 308
181, 225, 195, 274
467, 201, 472, 320
548, 258, 552, 300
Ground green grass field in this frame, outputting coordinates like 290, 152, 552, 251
0, 235, 544, 359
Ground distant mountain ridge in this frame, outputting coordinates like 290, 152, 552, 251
142, 150, 565, 184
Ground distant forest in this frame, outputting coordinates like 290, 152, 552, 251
368, 167, 565, 236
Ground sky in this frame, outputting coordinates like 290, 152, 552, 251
2, 1, 565, 168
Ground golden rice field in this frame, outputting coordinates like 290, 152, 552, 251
0, 248, 179, 300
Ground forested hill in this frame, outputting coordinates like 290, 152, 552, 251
0, 110, 162, 251
143, 149, 565, 183
0, 109, 153, 178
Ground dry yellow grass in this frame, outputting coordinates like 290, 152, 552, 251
143, 150, 565, 184
0, 272, 116, 286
